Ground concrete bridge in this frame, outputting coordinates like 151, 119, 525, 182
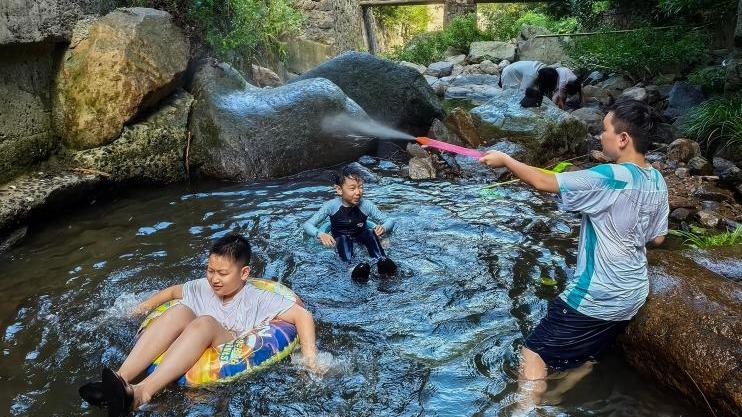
359, 0, 545, 54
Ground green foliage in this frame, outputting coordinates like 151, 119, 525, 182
669, 225, 742, 249
385, 9, 578, 65
688, 67, 727, 95
539, 0, 607, 28
383, 14, 491, 66
479, 5, 578, 41
682, 95, 742, 148
117, 0, 304, 65
440, 13, 493, 51
567, 28, 709, 80
658, 0, 737, 16
194, 0, 304, 63
373, 5, 430, 40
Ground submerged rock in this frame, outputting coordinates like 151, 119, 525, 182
470, 89, 588, 164
189, 62, 372, 181
53, 8, 189, 150
290, 52, 443, 136
620, 249, 742, 416
408, 156, 436, 179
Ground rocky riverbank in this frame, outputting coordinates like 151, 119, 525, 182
0, 5, 740, 415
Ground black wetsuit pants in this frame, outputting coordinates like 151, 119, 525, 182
334, 229, 386, 262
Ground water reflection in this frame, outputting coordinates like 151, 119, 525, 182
0, 166, 700, 416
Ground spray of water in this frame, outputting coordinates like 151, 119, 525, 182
321, 113, 415, 141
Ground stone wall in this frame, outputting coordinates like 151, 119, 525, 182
290, 0, 366, 73
0, 43, 60, 183
0, 0, 112, 183
293, 0, 365, 51
443, 0, 475, 24
0, 0, 111, 44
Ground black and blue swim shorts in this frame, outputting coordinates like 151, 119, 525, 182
524, 297, 630, 371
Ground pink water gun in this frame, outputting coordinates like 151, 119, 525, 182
416, 137, 484, 159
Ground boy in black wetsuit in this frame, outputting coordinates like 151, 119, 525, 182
303, 165, 397, 282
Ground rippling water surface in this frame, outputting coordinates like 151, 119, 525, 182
0, 163, 701, 416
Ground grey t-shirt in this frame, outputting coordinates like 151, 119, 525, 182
181, 278, 294, 334
555, 163, 669, 321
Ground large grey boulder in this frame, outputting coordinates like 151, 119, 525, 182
470, 89, 588, 164
53, 8, 189, 150
425, 61, 454, 77
189, 62, 373, 181
63, 90, 193, 184
444, 74, 501, 105
468, 41, 516, 64
0, 0, 109, 45
291, 52, 443, 136
620, 249, 742, 417
713, 157, 742, 187
516, 25, 569, 65
571, 107, 605, 135
664, 82, 705, 120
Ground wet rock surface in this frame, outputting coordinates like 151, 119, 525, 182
189, 62, 373, 181
620, 248, 742, 417
0, 170, 106, 238
62, 90, 194, 184
290, 51, 443, 136
0, 0, 110, 44
470, 89, 588, 165
53, 8, 189, 149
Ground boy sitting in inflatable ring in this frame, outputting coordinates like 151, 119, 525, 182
79, 233, 320, 416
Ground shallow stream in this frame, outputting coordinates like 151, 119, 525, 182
0, 163, 702, 416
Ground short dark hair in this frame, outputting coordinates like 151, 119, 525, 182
330, 164, 363, 186
564, 79, 581, 96
209, 233, 251, 266
520, 87, 543, 108
608, 98, 659, 154
536, 67, 558, 98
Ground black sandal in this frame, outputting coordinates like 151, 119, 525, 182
79, 381, 107, 407
102, 367, 134, 417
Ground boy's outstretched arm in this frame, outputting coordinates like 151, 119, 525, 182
132, 285, 183, 316
479, 151, 559, 193
278, 304, 319, 370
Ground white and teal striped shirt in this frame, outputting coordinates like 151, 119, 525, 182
556, 163, 669, 321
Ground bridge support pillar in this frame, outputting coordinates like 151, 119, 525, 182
444, 0, 476, 24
